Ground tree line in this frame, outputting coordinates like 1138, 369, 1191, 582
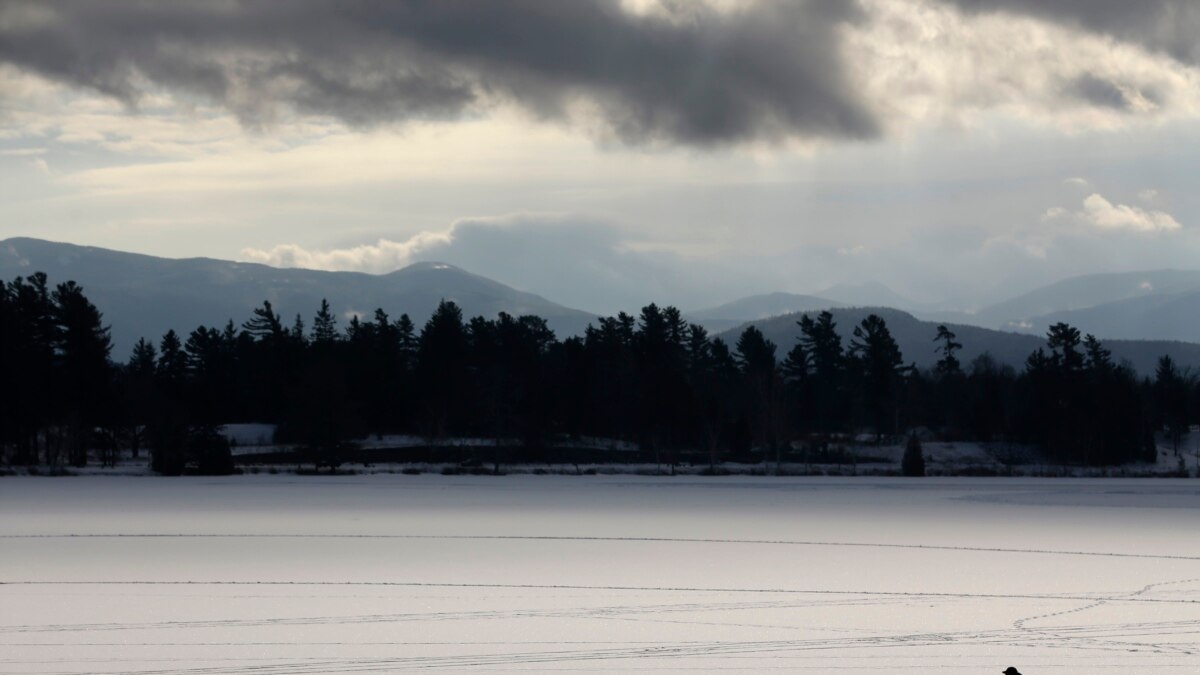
3, 271, 1198, 474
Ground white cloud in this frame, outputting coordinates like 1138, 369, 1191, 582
239, 214, 790, 313
241, 231, 450, 274
1042, 193, 1181, 233
1080, 193, 1181, 232
1138, 188, 1159, 201
1064, 177, 1090, 187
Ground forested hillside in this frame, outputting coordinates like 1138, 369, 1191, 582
5, 271, 1199, 475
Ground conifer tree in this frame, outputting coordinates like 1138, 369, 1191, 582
311, 299, 339, 344
934, 325, 962, 376
242, 300, 284, 342
156, 330, 188, 385
799, 310, 845, 430
850, 314, 906, 436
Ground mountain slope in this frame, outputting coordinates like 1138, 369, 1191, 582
1030, 289, 1200, 342
723, 307, 1200, 377
970, 270, 1200, 331
0, 237, 598, 357
686, 292, 842, 333
816, 281, 916, 310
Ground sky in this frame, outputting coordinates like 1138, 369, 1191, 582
1, 0, 1199, 313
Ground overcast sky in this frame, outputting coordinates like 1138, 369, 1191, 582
2, 0, 1199, 313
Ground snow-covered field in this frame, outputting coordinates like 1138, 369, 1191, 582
4, 476, 1200, 673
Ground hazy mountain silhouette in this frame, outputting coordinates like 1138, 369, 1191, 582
6, 237, 1200, 368
1029, 289, 1200, 342
686, 292, 843, 333
955, 270, 1200, 333
816, 281, 917, 310
0, 237, 597, 358
728, 306, 1200, 376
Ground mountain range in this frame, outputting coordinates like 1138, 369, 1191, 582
693, 271, 1200, 346
914, 270, 1200, 338
684, 292, 844, 334
723, 306, 1200, 378
0, 237, 596, 356
4, 236, 1200, 375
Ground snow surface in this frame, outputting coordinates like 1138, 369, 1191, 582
4, 476, 1200, 672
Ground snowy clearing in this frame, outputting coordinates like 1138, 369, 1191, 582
4, 476, 1200, 672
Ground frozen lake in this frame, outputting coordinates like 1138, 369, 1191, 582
4, 476, 1200, 673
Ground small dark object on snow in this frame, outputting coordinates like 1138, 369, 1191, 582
1002, 668, 1022, 675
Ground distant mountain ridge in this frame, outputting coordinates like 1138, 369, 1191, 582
722, 306, 1200, 377
686, 292, 843, 333
0, 237, 597, 357
816, 281, 917, 310
970, 270, 1200, 331
1029, 289, 1200, 342
6, 237, 1200, 371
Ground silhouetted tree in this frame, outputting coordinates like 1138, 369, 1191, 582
416, 300, 470, 439
799, 311, 845, 431
934, 325, 962, 377
1, 269, 1186, 473
243, 300, 284, 341
120, 337, 157, 458
1154, 355, 1190, 455
736, 325, 782, 469
311, 298, 339, 345
849, 314, 906, 437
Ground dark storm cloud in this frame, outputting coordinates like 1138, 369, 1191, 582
0, 0, 878, 146
943, 0, 1200, 64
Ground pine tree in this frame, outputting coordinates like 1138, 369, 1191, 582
242, 300, 284, 342
1083, 333, 1112, 372
736, 326, 781, 469
416, 300, 470, 439
149, 329, 189, 474
1046, 322, 1083, 372
123, 338, 158, 459
685, 323, 712, 372
1154, 355, 1189, 454
156, 330, 188, 385
2, 274, 56, 463
128, 338, 157, 376
799, 311, 843, 382
311, 299, 339, 344
781, 341, 809, 386
850, 314, 906, 436
798, 310, 845, 431
934, 325, 962, 376
290, 314, 306, 344
735, 325, 777, 378
50, 281, 114, 466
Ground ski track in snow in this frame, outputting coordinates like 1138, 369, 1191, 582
4, 476, 1200, 672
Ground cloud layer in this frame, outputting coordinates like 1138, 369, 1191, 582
4, 0, 1198, 150
0, 0, 876, 146
943, 0, 1200, 65
1042, 193, 1182, 233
